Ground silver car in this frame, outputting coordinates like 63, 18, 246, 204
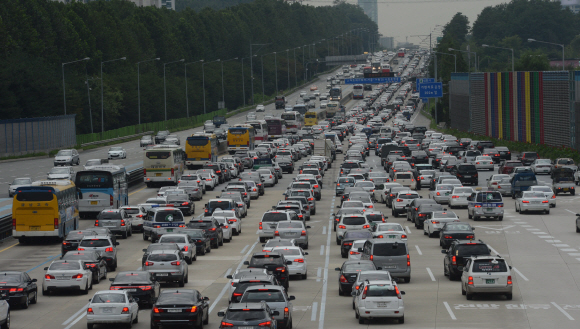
143, 250, 188, 286
429, 184, 454, 204
239, 285, 295, 329
78, 235, 119, 271
158, 234, 197, 264
515, 191, 550, 214
8, 177, 32, 197
42, 260, 93, 295
178, 181, 203, 201
86, 290, 139, 328
272, 246, 308, 279
256, 169, 276, 187
54, 149, 80, 166
274, 220, 310, 249
96, 209, 132, 239
47, 166, 75, 180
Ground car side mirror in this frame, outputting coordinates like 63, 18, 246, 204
243, 261, 249, 265
226, 275, 233, 279
336, 205, 340, 208
289, 296, 296, 301
376, 267, 382, 270
400, 291, 406, 295
143, 249, 147, 252
203, 296, 209, 301
358, 248, 363, 252
44, 267, 48, 271
115, 242, 120, 246
509, 266, 513, 270
335, 267, 341, 271
31, 278, 37, 282
441, 250, 448, 254
217, 311, 225, 317
306, 226, 311, 229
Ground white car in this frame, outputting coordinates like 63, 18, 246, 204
120, 205, 147, 232
424, 210, 459, 237
0, 293, 8, 329
529, 185, 556, 207
107, 146, 126, 159
272, 246, 308, 279
86, 290, 139, 329
47, 166, 75, 180
391, 191, 420, 217
8, 177, 32, 197
42, 260, 93, 295
515, 191, 550, 214
449, 187, 474, 208
213, 216, 233, 242
197, 172, 217, 190
348, 240, 367, 260
429, 184, 454, 204
487, 174, 510, 190
225, 268, 269, 302
474, 156, 494, 171
320, 102, 328, 109
353, 280, 405, 324
530, 159, 553, 174
372, 223, 407, 240
336, 214, 369, 245
256, 104, 265, 112
213, 210, 242, 235
461, 256, 512, 300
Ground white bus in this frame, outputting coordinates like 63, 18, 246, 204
245, 120, 269, 142
326, 101, 340, 118
353, 84, 364, 99
143, 145, 185, 187
281, 111, 304, 134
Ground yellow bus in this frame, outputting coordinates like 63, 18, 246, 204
227, 124, 255, 154
12, 180, 79, 243
185, 133, 219, 170
305, 108, 327, 126
144, 145, 185, 187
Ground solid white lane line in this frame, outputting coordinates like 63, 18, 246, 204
443, 301, 457, 320
311, 302, 318, 321
64, 314, 86, 329
415, 245, 422, 255
209, 240, 258, 314
318, 219, 332, 329
565, 209, 576, 214
488, 245, 500, 256
552, 302, 575, 320
62, 303, 89, 326
426, 267, 436, 281
512, 267, 529, 281
240, 244, 249, 254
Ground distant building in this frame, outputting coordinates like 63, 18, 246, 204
52, 0, 175, 10
357, 0, 378, 24
550, 59, 580, 68
379, 37, 394, 50
560, 0, 580, 13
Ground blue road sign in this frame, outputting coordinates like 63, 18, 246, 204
419, 82, 443, 98
344, 77, 401, 84
416, 78, 435, 90
421, 98, 429, 103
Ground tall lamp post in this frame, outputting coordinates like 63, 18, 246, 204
202, 59, 221, 114
184, 59, 203, 118
163, 59, 185, 121
62, 57, 90, 115
221, 57, 238, 109
294, 47, 299, 87
137, 57, 160, 125
482, 44, 514, 72
449, 48, 477, 72
273, 52, 278, 94
250, 43, 269, 105
261, 52, 275, 103
101, 57, 126, 133
527, 38, 565, 70
432, 51, 457, 72
286, 49, 290, 91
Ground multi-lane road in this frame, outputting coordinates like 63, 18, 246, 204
2, 54, 580, 329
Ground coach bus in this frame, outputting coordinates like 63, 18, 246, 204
144, 145, 185, 187
281, 111, 304, 134
12, 180, 79, 243
75, 165, 128, 218
227, 124, 256, 154
353, 84, 364, 99
326, 101, 340, 118
245, 120, 268, 142
185, 133, 219, 170
329, 87, 342, 101
305, 108, 327, 126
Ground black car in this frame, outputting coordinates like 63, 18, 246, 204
474, 140, 494, 153
166, 194, 195, 216
61, 251, 107, 284
151, 289, 209, 329
439, 222, 475, 249
451, 164, 478, 185
415, 203, 445, 229
187, 218, 224, 248
141, 243, 182, 268
442, 240, 490, 280
244, 252, 291, 290
496, 146, 511, 161
218, 302, 278, 329
335, 260, 377, 296
340, 230, 373, 258
230, 275, 279, 303
177, 228, 212, 255
155, 130, 170, 144
459, 138, 472, 149
203, 163, 226, 183
411, 150, 429, 164
0, 271, 37, 308
61, 229, 98, 255
109, 271, 160, 307
519, 151, 539, 166
406, 199, 437, 223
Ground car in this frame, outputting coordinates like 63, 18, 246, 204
359, 238, 411, 282
442, 239, 491, 280
518, 151, 539, 166
371, 223, 407, 241
166, 194, 195, 216
515, 191, 550, 214
335, 260, 377, 296
143, 250, 189, 286
423, 210, 459, 238
61, 251, 107, 284
461, 255, 513, 300
177, 181, 203, 201
217, 302, 278, 329
244, 251, 291, 290
0, 271, 37, 308
0, 292, 8, 329
140, 135, 154, 147
96, 209, 132, 239
335, 215, 370, 245
474, 156, 494, 171
467, 190, 504, 221
61, 229, 98, 255
498, 160, 525, 175
158, 234, 197, 264
258, 211, 297, 243
530, 159, 553, 175
487, 174, 510, 190
391, 191, 420, 217
238, 285, 295, 329
347, 240, 367, 261
8, 177, 32, 197
449, 187, 474, 208
256, 104, 265, 112
529, 185, 556, 207
155, 130, 170, 143
352, 280, 405, 324
42, 260, 93, 295
274, 220, 310, 249
119, 205, 146, 232
272, 246, 309, 279
429, 184, 454, 204
47, 166, 75, 180
213, 209, 243, 235
187, 217, 224, 249
78, 235, 119, 271
54, 149, 80, 166
439, 222, 475, 249
86, 290, 139, 329
150, 289, 209, 329
107, 146, 126, 159
340, 230, 374, 258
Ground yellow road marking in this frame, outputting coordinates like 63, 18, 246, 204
129, 186, 148, 196
0, 242, 19, 253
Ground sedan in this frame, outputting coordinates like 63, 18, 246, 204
107, 146, 126, 159
158, 234, 197, 264
335, 260, 377, 296
0, 271, 37, 309
474, 156, 494, 171
530, 159, 553, 175
274, 221, 309, 249
424, 211, 460, 238
487, 174, 510, 190
372, 223, 407, 240
515, 191, 550, 214
61, 251, 107, 284
47, 166, 75, 180
256, 105, 265, 112
347, 240, 367, 261
42, 260, 93, 295
529, 185, 556, 208
144, 250, 189, 286
439, 222, 475, 249
449, 187, 473, 209
272, 246, 309, 280
109, 271, 160, 307
429, 184, 454, 204
86, 290, 139, 329
8, 177, 32, 197
151, 289, 209, 329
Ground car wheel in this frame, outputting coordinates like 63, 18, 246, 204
87, 323, 93, 329
506, 293, 513, 300
42, 289, 48, 296
30, 290, 37, 304
133, 311, 139, 324
358, 317, 365, 324
466, 292, 473, 300
21, 294, 29, 309
122, 231, 128, 239
81, 282, 89, 295
219, 236, 224, 246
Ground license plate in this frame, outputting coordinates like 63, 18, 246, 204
166, 229, 173, 232
445, 192, 450, 196
30, 226, 40, 231
238, 327, 254, 329
156, 273, 168, 276
464, 175, 471, 178
486, 279, 495, 284
155, 173, 162, 177
102, 308, 113, 313
377, 302, 389, 307
90, 201, 98, 205
126, 289, 137, 292
532, 201, 540, 204
564, 188, 569, 192
388, 235, 397, 238
195, 158, 201, 161
383, 265, 396, 269
167, 309, 182, 313
57, 276, 70, 280
486, 208, 494, 212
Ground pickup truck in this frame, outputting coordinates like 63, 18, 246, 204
552, 168, 575, 195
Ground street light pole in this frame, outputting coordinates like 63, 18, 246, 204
286, 49, 290, 91
137, 58, 160, 125
62, 57, 90, 115
250, 43, 269, 105
163, 59, 185, 121
274, 52, 278, 94
101, 57, 126, 133
527, 38, 565, 70
449, 48, 477, 72
184, 59, 203, 118
433, 51, 456, 72
220, 57, 238, 109
482, 44, 514, 72
294, 47, 298, 87
202, 59, 220, 114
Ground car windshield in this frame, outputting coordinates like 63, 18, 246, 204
366, 285, 398, 297
113, 272, 150, 283
110, 147, 123, 151
444, 223, 471, 231
273, 248, 301, 256
536, 159, 551, 164
49, 168, 69, 174
12, 178, 30, 185
56, 150, 72, 156
50, 262, 81, 270
457, 244, 490, 256
155, 211, 184, 222
475, 192, 502, 202
264, 240, 293, 248
365, 214, 383, 222
98, 212, 122, 220
432, 212, 458, 219
472, 259, 508, 272
356, 182, 374, 187
532, 186, 552, 193
80, 239, 110, 247
344, 263, 375, 272
523, 192, 546, 198
241, 290, 285, 302
397, 194, 418, 200
250, 255, 283, 266
344, 231, 372, 239
188, 221, 213, 229
159, 236, 187, 244
148, 254, 178, 262
373, 243, 407, 256
92, 294, 126, 303
0, 274, 21, 283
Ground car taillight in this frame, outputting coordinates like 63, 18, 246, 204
362, 224, 370, 229
145, 261, 154, 266
407, 254, 410, 266
361, 285, 368, 299
436, 192, 441, 196
110, 195, 113, 206
221, 322, 234, 327
105, 247, 113, 252
120, 219, 126, 226
171, 261, 181, 266
258, 321, 272, 328
339, 274, 348, 283
338, 225, 346, 229
451, 195, 459, 199
276, 267, 286, 273
45, 274, 55, 280
259, 222, 263, 230
153, 307, 163, 313
72, 273, 83, 279
87, 308, 94, 314
121, 307, 130, 314
54, 218, 59, 229
274, 231, 279, 236
522, 200, 530, 203
396, 198, 403, 202
468, 276, 474, 285
507, 275, 512, 285
452, 256, 457, 265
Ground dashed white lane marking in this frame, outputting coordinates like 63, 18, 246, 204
415, 245, 422, 255
512, 267, 529, 281
443, 301, 457, 320
405, 226, 411, 234
426, 267, 436, 281
551, 302, 575, 320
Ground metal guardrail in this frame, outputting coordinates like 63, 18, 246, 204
127, 167, 144, 186
81, 131, 154, 148
0, 214, 12, 242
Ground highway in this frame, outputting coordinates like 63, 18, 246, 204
2, 54, 580, 329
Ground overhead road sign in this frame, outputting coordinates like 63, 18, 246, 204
419, 82, 443, 98
364, 72, 396, 78
344, 77, 401, 84
416, 78, 435, 90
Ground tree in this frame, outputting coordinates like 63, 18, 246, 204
515, 49, 549, 71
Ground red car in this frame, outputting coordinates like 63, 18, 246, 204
498, 161, 524, 174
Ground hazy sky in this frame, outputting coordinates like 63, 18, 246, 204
308, 0, 510, 45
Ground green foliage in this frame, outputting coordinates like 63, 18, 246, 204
515, 49, 550, 71
0, 0, 377, 134
176, 0, 256, 12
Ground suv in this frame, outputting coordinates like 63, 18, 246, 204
336, 215, 369, 245
258, 211, 297, 243
442, 239, 491, 280
239, 285, 295, 329
391, 191, 420, 217
61, 229, 98, 255
244, 252, 291, 290
143, 207, 186, 243
360, 238, 411, 283
496, 146, 511, 160
202, 163, 226, 183
218, 302, 278, 329
78, 235, 119, 271
187, 218, 224, 249
204, 199, 238, 217
451, 163, 478, 185
352, 280, 405, 324
143, 250, 188, 286
461, 255, 512, 300
414, 203, 444, 229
